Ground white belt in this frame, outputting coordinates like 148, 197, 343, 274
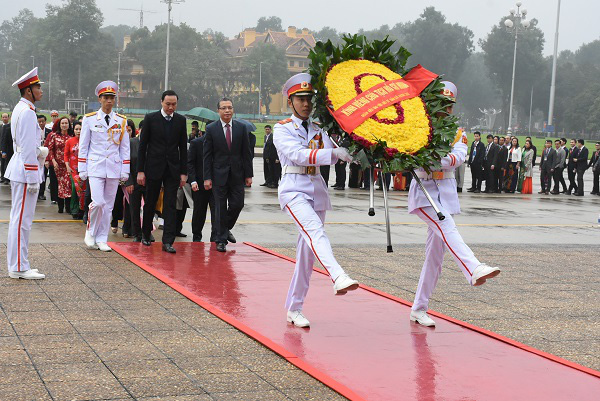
282, 165, 320, 176
415, 170, 455, 180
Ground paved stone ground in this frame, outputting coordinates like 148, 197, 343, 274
1, 242, 597, 400
0, 244, 346, 401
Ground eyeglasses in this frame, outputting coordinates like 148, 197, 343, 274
219, 106, 233, 110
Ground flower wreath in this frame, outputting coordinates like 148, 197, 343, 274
308, 35, 459, 172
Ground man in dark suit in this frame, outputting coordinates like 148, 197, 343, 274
137, 90, 188, 253
261, 125, 272, 187
37, 115, 52, 200
495, 137, 508, 193
188, 133, 216, 242
567, 139, 579, 195
539, 140, 557, 195
124, 121, 144, 241
467, 131, 485, 193
589, 142, 600, 195
573, 139, 589, 196
203, 98, 253, 252
483, 134, 499, 193
557, 138, 569, 193
0, 113, 12, 184
551, 139, 566, 194
264, 126, 281, 188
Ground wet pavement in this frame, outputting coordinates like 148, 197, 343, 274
0, 159, 598, 400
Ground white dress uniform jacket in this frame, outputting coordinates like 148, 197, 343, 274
408, 129, 468, 216
273, 114, 339, 211
5, 98, 44, 184
78, 110, 130, 178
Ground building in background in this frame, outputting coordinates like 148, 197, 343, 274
227, 26, 316, 115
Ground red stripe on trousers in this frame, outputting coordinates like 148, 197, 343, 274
17, 184, 27, 272
285, 204, 333, 280
419, 207, 472, 276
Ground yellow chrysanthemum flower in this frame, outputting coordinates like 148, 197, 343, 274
325, 59, 432, 154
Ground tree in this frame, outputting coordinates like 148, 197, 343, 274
480, 16, 545, 131
255, 16, 282, 33
455, 53, 501, 127
402, 7, 474, 79
242, 44, 288, 114
313, 26, 342, 45
101, 24, 137, 50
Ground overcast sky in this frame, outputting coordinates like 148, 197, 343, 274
5, 0, 599, 56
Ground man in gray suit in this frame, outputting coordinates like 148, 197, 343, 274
551, 139, 566, 194
539, 140, 557, 195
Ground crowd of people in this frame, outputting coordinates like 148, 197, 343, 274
1, 115, 598, 247
464, 133, 600, 196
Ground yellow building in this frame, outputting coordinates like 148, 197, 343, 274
227, 26, 316, 114
117, 35, 148, 109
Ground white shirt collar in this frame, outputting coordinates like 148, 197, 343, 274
161, 109, 173, 119
19, 97, 34, 108
220, 118, 233, 129
291, 114, 310, 127
98, 109, 113, 120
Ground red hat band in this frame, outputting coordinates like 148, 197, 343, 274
98, 86, 116, 96
17, 76, 40, 90
288, 82, 313, 97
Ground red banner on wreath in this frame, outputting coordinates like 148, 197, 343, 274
329, 65, 438, 134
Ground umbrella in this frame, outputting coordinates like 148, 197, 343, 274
184, 107, 219, 124
235, 118, 257, 132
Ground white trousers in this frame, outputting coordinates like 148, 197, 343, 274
87, 177, 119, 243
284, 197, 345, 311
7, 182, 38, 272
412, 206, 481, 312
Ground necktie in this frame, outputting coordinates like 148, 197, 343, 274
225, 123, 232, 150
165, 115, 172, 122
301, 120, 309, 134
105, 114, 110, 125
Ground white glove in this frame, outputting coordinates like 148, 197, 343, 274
332, 147, 353, 163
27, 185, 39, 194
79, 172, 88, 181
120, 174, 129, 182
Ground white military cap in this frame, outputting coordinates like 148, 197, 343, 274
12, 67, 44, 89
95, 80, 118, 97
282, 73, 314, 98
440, 81, 458, 102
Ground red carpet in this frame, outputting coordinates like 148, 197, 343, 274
110, 242, 600, 401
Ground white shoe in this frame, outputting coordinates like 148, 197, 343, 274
97, 242, 112, 252
287, 310, 310, 328
333, 273, 359, 295
471, 263, 501, 286
84, 230, 98, 249
410, 310, 435, 327
9, 270, 45, 280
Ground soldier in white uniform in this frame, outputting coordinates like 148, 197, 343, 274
408, 81, 501, 327
274, 73, 360, 328
6, 68, 47, 279
78, 81, 130, 252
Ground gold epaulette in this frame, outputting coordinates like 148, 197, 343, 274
85, 111, 96, 117
278, 118, 293, 125
116, 113, 127, 119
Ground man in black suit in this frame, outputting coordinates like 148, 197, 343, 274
573, 139, 589, 196
539, 140, 557, 195
261, 125, 272, 186
203, 98, 253, 252
137, 90, 188, 253
188, 133, 216, 242
0, 113, 12, 184
557, 138, 569, 193
37, 115, 52, 200
467, 131, 485, 193
566, 139, 579, 195
483, 134, 499, 193
495, 137, 508, 193
124, 121, 144, 241
264, 126, 281, 188
589, 142, 600, 195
